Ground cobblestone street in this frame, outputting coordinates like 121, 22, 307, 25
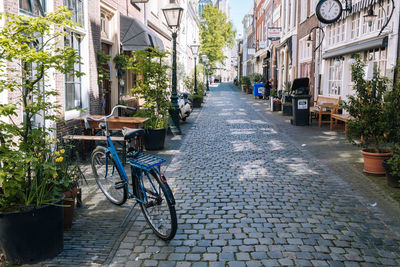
107, 83, 400, 267
49, 83, 400, 267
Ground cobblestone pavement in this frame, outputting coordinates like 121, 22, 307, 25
106, 83, 400, 267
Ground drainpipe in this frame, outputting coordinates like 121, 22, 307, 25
395, 4, 400, 83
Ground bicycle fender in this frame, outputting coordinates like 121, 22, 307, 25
162, 179, 175, 205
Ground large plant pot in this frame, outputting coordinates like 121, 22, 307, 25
382, 159, 400, 187
63, 187, 79, 230
361, 149, 393, 175
282, 104, 293, 116
0, 199, 64, 265
192, 98, 202, 108
144, 128, 167, 150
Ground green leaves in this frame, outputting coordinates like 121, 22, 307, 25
0, 7, 83, 211
200, 5, 235, 66
342, 55, 396, 151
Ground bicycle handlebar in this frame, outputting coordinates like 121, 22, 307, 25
84, 105, 137, 129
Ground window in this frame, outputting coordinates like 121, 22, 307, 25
64, 0, 84, 27
299, 37, 312, 62
363, 48, 387, 77
22, 38, 45, 126
329, 59, 342, 95
100, 12, 110, 39
310, 0, 318, 15
300, 0, 307, 22
20, 0, 45, 16
65, 32, 82, 110
351, 13, 360, 39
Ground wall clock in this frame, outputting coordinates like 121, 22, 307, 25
315, 0, 343, 24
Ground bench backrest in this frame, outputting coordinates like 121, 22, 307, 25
315, 95, 341, 107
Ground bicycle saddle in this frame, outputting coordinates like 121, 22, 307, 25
122, 127, 145, 140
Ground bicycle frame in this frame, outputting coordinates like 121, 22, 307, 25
87, 105, 169, 205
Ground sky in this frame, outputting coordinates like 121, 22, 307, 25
229, 0, 254, 38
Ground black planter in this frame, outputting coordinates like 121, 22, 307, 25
282, 104, 293, 116
382, 159, 400, 188
272, 102, 282, 112
0, 200, 64, 265
144, 128, 167, 150
192, 98, 202, 108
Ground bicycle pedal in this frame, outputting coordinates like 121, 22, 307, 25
114, 181, 126, 189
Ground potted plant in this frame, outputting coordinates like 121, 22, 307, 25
382, 145, 400, 187
342, 56, 393, 174
282, 81, 293, 116
53, 146, 85, 229
0, 8, 83, 264
128, 48, 171, 150
239, 76, 252, 94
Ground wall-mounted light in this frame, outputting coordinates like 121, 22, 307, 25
348, 56, 356, 65
334, 57, 343, 67
364, 6, 377, 28
306, 26, 325, 52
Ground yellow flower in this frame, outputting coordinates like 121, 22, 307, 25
56, 156, 64, 163
37, 153, 41, 157
53, 173, 58, 179
60, 149, 65, 154
55, 151, 60, 156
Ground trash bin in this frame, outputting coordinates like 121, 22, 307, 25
290, 78, 311, 126
253, 83, 264, 98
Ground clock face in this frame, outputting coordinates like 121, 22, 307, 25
316, 0, 343, 24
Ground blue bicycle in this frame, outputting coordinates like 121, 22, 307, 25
86, 105, 177, 240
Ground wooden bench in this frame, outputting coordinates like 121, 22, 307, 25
310, 95, 341, 127
330, 113, 352, 136
63, 135, 128, 164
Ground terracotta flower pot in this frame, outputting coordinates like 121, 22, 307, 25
63, 187, 79, 230
361, 149, 393, 175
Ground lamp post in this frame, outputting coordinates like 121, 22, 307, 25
162, 2, 184, 135
190, 42, 200, 95
201, 54, 210, 91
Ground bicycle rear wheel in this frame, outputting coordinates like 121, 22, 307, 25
135, 168, 177, 240
91, 146, 127, 205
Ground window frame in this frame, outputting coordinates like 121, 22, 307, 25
19, 0, 46, 16
64, 31, 82, 111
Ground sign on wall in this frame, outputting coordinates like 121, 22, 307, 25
248, 48, 256, 55
268, 27, 281, 41
259, 41, 266, 49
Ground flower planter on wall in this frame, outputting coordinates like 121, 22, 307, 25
0, 200, 64, 265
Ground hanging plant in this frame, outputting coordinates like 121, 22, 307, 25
113, 53, 130, 78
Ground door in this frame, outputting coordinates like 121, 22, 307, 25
101, 43, 112, 115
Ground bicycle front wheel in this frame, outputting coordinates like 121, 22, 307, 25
135, 168, 177, 240
91, 146, 127, 205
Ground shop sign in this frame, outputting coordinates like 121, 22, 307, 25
259, 41, 266, 49
268, 27, 281, 41
248, 48, 256, 55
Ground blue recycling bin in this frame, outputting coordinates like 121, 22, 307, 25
253, 83, 265, 97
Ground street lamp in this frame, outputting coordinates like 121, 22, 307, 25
201, 54, 210, 91
162, 2, 184, 135
190, 41, 200, 95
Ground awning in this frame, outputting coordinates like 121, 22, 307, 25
322, 36, 388, 59
120, 14, 164, 51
